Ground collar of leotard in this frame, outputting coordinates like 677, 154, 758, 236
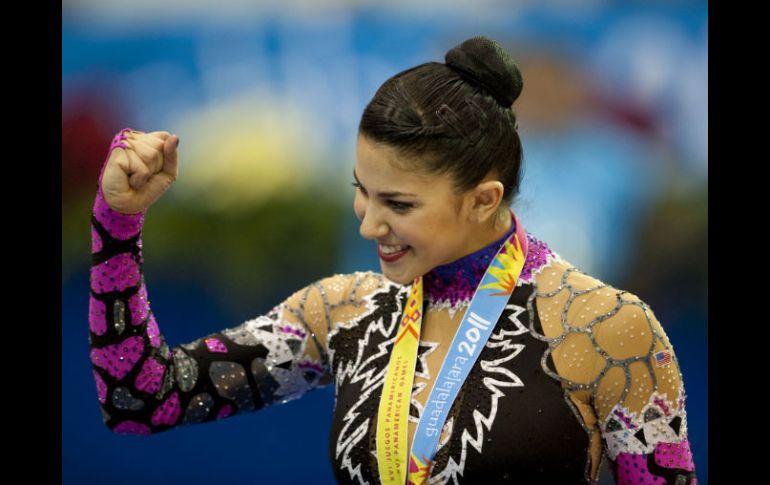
422, 218, 516, 309
422, 220, 556, 310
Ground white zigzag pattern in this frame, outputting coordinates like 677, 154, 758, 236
330, 286, 531, 485
331, 280, 443, 485
428, 303, 527, 485
408, 340, 440, 425
332, 281, 405, 485
331, 279, 443, 485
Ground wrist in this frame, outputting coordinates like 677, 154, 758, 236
93, 189, 145, 240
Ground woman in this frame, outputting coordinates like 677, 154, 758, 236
89, 37, 698, 484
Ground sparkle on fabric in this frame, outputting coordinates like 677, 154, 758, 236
205, 337, 228, 353
134, 357, 166, 394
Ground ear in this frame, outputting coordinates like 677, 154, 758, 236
468, 179, 505, 224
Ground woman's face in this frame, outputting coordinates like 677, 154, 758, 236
353, 135, 484, 285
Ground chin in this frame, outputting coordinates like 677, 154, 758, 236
381, 268, 414, 286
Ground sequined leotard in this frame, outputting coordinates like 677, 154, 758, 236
89, 131, 698, 484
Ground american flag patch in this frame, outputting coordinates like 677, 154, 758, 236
654, 350, 672, 367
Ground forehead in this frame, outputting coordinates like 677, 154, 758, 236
355, 136, 442, 188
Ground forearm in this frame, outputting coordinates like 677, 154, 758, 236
89, 129, 176, 434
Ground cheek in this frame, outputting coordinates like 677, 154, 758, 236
395, 221, 426, 249
411, 214, 453, 253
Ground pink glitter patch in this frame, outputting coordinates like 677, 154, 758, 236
93, 190, 145, 240
146, 314, 161, 348
279, 325, 307, 338
613, 452, 666, 484
90, 253, 141, 294
653, 439, 696, 471
93, 369, 107, 404
519, 233, 555, 282
134, 357, 166, 394
151, 392, 181, 427
205, 338, 228, 353
113, 421, 151, 436
89, 296, 107, 336
613, 409, 636, 429
653, 397, 671, 417
90, 335, 145, 380
216, 405, 234, 420
91, 226, 103, 253
129, 285, 149, 326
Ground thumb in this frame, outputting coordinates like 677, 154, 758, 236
162, 134, 180, 179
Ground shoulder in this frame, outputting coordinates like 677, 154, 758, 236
535, 259, 669, 352
275, 271, 400, 341
530, 257, 684, 418
312, 270, 401, 303
530, 257, 618, 339
531, 257, 670, 354
309, 271, 406, 326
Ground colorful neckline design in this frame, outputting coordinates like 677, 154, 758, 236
423, 223, 555, 317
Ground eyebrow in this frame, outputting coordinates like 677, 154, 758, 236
353, 169, 417, 198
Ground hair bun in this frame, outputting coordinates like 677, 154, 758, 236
445, 36, 523, 107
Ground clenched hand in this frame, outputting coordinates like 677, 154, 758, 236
100, 130, 180, 214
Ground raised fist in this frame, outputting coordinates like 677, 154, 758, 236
100, 130, 180, 214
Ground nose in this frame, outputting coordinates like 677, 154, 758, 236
356, 202, 388, 241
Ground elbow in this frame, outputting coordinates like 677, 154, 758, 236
101, 412, 154, 436
107, 422, 154, 436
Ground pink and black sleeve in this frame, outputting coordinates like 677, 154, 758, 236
88, 129, 332, 435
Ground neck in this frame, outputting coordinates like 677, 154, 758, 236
422, 209, 516, 315
459, 210, 513, 260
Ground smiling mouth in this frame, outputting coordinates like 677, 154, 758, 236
378, 243, 411, 261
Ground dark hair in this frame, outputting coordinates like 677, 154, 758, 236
359, 36, 524, 213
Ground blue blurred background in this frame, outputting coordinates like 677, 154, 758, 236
62, 1, 707, 483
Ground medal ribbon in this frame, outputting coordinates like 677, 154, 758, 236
376, 211, 528, 485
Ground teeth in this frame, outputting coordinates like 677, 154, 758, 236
380, 244, 408, 255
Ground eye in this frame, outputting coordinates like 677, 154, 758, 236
351, 181, 366, 195
387, 200, 413, 212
